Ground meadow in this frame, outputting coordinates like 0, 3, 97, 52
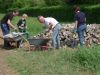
5, 45, 100, 75
0, 0, 100, 74
0, 13, 100, 75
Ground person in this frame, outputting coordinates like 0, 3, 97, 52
74, 6, 87, 46
0, 10, 19, 48
17, 14, 29, 39
38, 16, 62, 49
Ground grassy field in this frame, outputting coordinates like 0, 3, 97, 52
5, 45, 100, 75
0, 13, 100, 75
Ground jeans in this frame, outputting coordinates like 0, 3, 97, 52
1, 23, 10, 47
77, 24, 86, 46
1, 24, 10, 35
52, 23, 62, 49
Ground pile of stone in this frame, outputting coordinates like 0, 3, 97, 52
33, 23, 100, 48
33, 29, 52, 39
61, 23, 100, 47
85, 24, 100, 46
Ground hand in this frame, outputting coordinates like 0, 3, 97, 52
45, 29, 50, 32
73, 28, 77, 33
14, 28, 18, 32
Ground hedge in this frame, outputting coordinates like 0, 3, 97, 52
16, 6, 100, 23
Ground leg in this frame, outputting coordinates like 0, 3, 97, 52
77, 25, 86, 46
21, 29, 29, 39
1, 24, 10, 47
55, 24, 62, 49
56, 31, 61, 49
77, 30, 83, 46
25, 32, 29, 39
52, 30, 58, 49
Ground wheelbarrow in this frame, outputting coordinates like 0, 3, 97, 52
28, 38, 51, 50
2, 32, 25, 48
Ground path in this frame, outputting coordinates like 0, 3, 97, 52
0, 30, 19, 75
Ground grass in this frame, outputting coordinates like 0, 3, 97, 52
6, 49, 92, 75
0, 12, 100, 75
5, 45, 100, 75
13, 16, 43, 35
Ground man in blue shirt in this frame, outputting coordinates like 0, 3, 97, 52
74, 6, 87, 46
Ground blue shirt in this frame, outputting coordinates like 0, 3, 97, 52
74, 11, 86, 27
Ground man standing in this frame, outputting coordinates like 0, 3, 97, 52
74, 6, 87, 46
0, 10, 19, 48
38, 16, 62, 49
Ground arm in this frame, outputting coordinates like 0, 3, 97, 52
48, 23, 53, 30
73, 20, 78, 33
7, 19, 16, 30
75, 20, 78, 29
85, 18, 86, 23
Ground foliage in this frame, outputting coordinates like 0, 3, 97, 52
71, 45, 100, 73
67, 0, 100, 4
16, 5, 100, 23
0, 0, 99, 11
0, 0, 65, 11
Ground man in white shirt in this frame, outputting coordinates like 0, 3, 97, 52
38, 16, 62, 49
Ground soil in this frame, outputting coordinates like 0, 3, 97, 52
0, 30, 19, 75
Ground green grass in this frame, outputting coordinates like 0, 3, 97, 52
13, 16, 43, 35
6, 50, 92, 75
0, 13, 43, 36
5, 45, 100, 75
0, 13, 100, 75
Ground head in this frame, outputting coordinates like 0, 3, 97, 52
22, 14, 28, 19
38, 16, 45, 23
13, 10, 19, 16
74, 6, 80, 13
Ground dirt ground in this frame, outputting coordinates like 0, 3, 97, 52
0, 30, 19, 75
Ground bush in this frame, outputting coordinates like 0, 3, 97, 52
72, 46, 100, 73
67, 0, 100, 4
17, 6, 73, 22
15, 6, 100, 23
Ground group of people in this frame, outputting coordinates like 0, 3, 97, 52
0, 10, 28, 48
0, 6, 87, 49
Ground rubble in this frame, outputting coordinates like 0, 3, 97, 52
32, 23, 100, 48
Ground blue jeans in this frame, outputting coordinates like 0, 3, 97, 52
52, 24, 62, 49
1, 23, 10, 47
1, 24, 10, 35
77, 24, 86, 46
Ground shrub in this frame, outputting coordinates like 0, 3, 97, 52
72, 46, 100, 73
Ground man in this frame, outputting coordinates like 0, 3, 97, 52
0, 10, 19, 48
17, 14, 29, 39
38, 16, 62, 49
74, 6, 87, 46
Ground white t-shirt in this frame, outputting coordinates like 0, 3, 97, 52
44, 17, 59, 28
